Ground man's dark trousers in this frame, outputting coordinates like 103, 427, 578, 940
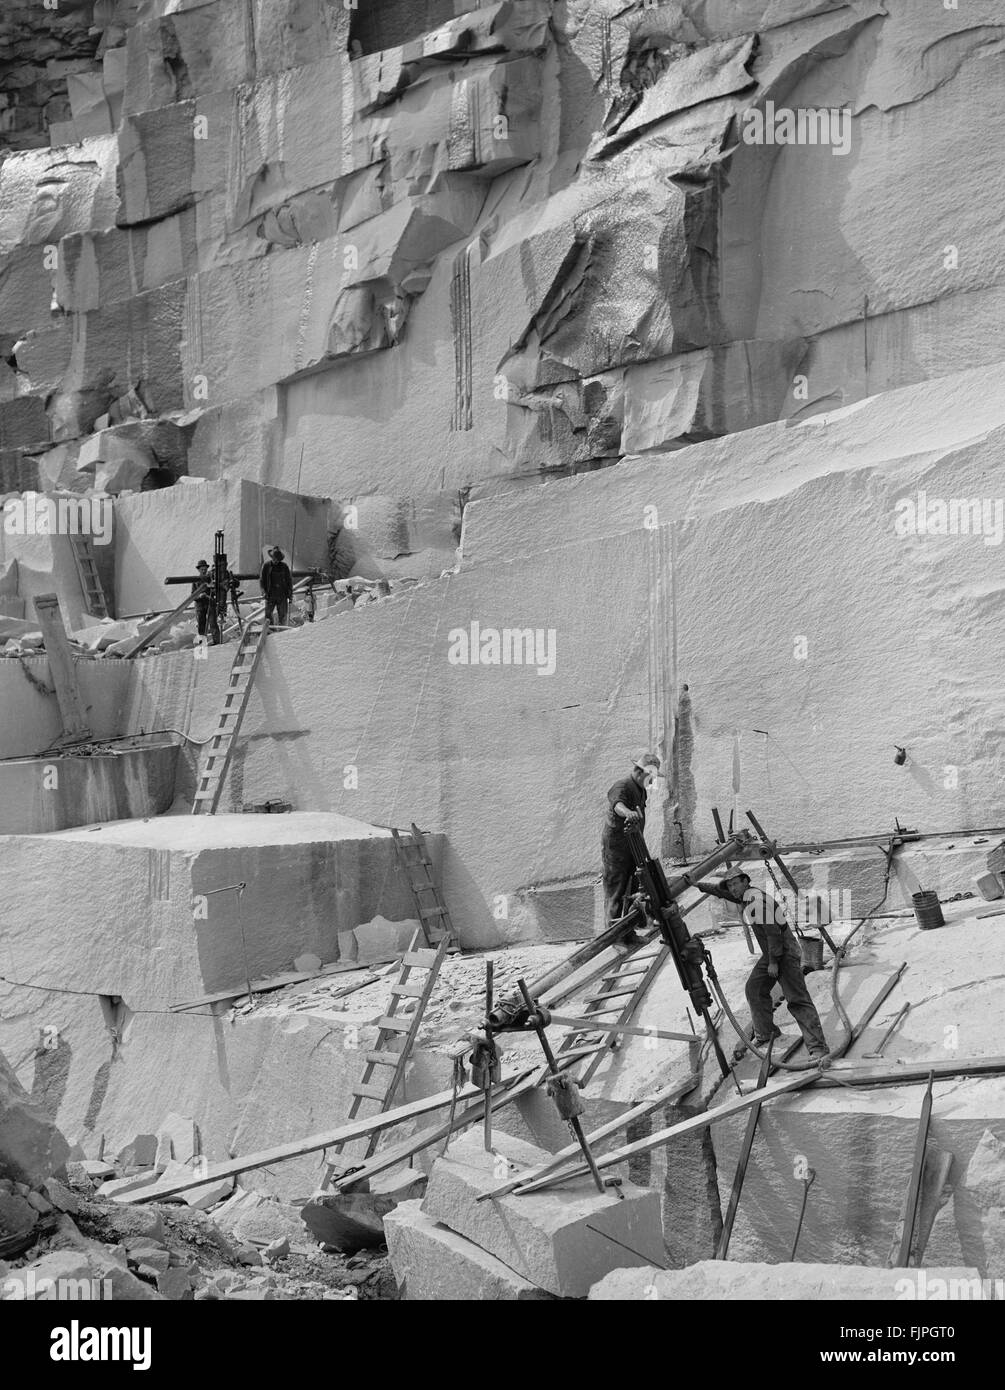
602, 827, 636, 925
265, 597, 288, 627
745, 931, 827, 1052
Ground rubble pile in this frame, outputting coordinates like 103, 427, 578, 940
0, 1048, 394, 1301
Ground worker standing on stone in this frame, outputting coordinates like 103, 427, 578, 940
601, 751, 662, 933
192, 559, 211, 640
260, 546, 293, 629
696, 868, 830, 1065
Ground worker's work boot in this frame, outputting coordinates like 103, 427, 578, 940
808, 1047, 832, 1069
732, 1026, 781, 1062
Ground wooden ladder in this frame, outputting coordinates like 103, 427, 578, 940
322, 928, 452, 1181
391, 823, 455, 943
69, 533, 109, 619
321, 826, 456, 1183
554, 939, 671, 1086
191, 619, 268, 815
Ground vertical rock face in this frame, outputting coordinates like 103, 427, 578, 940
0, 7, 1001, 926
3, 0, 1000, 495
0, 1049, 70, 1186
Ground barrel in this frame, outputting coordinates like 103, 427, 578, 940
912, 890, 945, 930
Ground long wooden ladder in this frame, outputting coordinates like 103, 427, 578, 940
391, 823, 455, 944
69, 533, 109, 619
191, 618, 268, 815
321, 826, 455, 1183
554, 940, 671, 1085
325, 930, 452, 1180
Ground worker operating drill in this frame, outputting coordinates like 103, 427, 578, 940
601, 750, 664, 936
695, 868, 831, 1066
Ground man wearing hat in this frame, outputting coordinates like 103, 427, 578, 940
260, 546, 293, 629
696, 868, 830, 1064
192, 560, 211, 639
601, 751, 662, 932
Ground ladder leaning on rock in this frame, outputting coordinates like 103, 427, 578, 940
320, 827, 456, 1186
191, 617, 269, 814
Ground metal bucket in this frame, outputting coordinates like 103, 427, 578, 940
799, 935, 824, 973
912, 890, 945, 930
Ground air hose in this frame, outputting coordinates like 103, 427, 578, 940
704, 838, 899, 1074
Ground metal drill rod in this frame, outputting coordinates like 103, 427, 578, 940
484, 961, 494, 1152
516, 978, 605, 1195
864, 1002, 911, 1059
790, 1167, 816, 1260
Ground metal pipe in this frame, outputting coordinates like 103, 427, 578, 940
517, 979, 605, 1194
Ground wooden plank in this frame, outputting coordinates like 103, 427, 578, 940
547, 1014, 698, 1044
33, 594, 90, 741
121, 1067, 538, 1202
514, 1071, 821, 1194
814, 1055, 1005, 1088
477, 1072, 702, 1202
715, 1044, 775, 1259
120, 584, 205, 659
897, 1072, 934, 1267
167, 962, 386, 1011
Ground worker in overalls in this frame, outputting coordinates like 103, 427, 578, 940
601, 751, 661, 934
697, 868, 830, 1065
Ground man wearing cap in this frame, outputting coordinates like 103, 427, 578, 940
192, 560, 211, 639
601, 751, 661, 932
260, 546, 293, 629
696, 868, 830, 1064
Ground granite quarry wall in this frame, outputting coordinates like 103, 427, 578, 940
1, 0, 1004, 1284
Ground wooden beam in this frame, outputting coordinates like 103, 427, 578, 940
546, 1014, 699, 1044
897, 1072, 934, 1267
328, 1068, 548, 1193
122, 1066, 537, 1202
814, 1055, 1005, 1088
119, 585, 205, 659
167, 961, 390, 1012
32, 594, 90, 742
513, 1070, 820, 1194
514, 1053, 1005, 1194
715, 1044, 776, 1258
